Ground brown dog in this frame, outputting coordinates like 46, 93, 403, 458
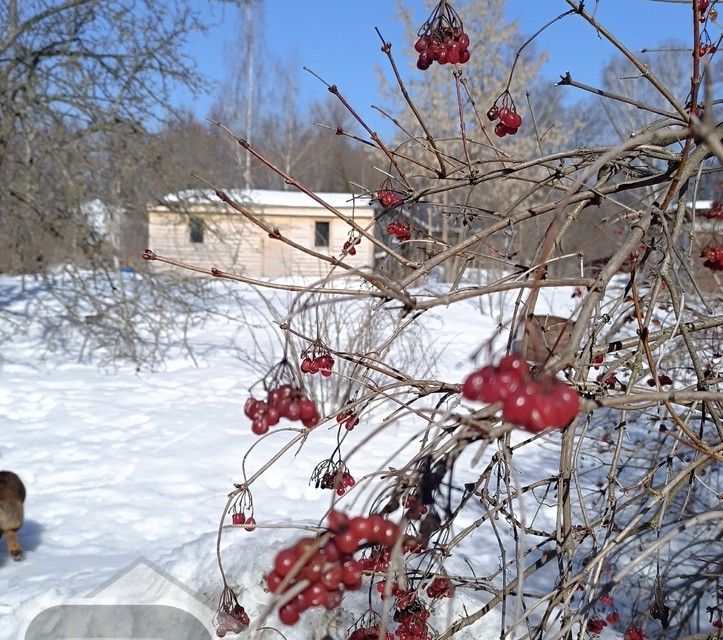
0, 471, 26, 561
522, 314, 575, 364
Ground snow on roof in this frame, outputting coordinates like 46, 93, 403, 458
161, 188, 374, 211
686, 200, 714, 209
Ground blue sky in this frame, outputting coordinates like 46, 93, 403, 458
175, 0, 695, 128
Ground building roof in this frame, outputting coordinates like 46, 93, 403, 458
686, 199, 714, 210
160, 188, 374, 211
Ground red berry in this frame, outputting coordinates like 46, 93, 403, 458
457, 32, 470, 49
286, 399, 302, 421
278, 603, 300, 625
462, 366, 495, 402
459, 48, 471, 64
266, 407, 280, 426
606, 612, 620, 624
502, 381, 539, 426
299, 398, 318, 421
327, 509, 349, 533
322, 539, 342, 563
217, 626, 227, 637
336, 531, 359, 554
348, 516, 372, 540
498, 354, 530, 380
232, 512, 245, 525
341, 560, 363, 588
251, 416, 270, 435
417, 55, 431, 71
244, 516, 256, 531
414, 36, 428, 52
587, 619, 607, 635
494, 122, 508, 137
244, 397, 259, 418
324, 588, 343, 610
266, 570, 283, 593
274, 549, 299, 577
500, 109, 522, 129
294, 536, 315, 559
303, 552, 325, 583
321, 564, 343, 590
486, 105, 499, 121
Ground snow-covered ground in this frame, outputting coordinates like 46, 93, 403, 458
0, 271, 649, 638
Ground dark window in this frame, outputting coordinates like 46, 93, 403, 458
314, 221, 330, 247
189, 217, 204, 243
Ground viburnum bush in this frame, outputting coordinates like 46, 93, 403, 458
143, 1, 723, 638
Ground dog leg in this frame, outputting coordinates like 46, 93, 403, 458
4, 530, 24, 561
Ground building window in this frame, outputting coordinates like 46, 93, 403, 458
189, 217, 204, 243
314, 221, 330, 247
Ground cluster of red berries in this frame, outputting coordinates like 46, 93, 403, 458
337, 410, 360, 431
216, 605, 250, 637
301, 351, 335, 376
414, 27, 471, 69
698, 40, 718, 55
349, 626, 394, 640
354, 536, 426, 575
312, 460, 356, 495
376, 579, 413, 604
394, 600, 432, 640
586, 592, 622, 635
267, 510, 400, 625
487, 103, 523, 137
231, 511, 256, 531
414, 1, 470, 70
387, 222, 412, 241
343, 236, 362, 255
462, 354, 581, 432
403, 494, 428, 521
701, 244, 723, 271
244, 385, 320, 435
377, 189, 406, 208
697, 0, 716, 21
319, 469, 356, 496
623, 628, 646, 640
587, 618, 607, 635
426, 577, 454, 599
706, 201, 723, 218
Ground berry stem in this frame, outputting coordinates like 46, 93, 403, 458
374, 27, 448, 179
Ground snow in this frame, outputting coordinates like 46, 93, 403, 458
161, 189, 375, 212
0, 271, 661, 639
